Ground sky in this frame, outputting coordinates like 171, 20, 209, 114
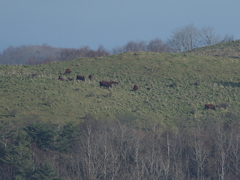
1, 0, 240, 53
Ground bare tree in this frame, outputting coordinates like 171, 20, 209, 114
221, 34, 235, 42
188, 120, 211, 179
123, 40, 147, 52
199, 26, 221, 45
210, 121, 230, 180
111, 46, 124, 54
96, 45, 110, 57
147, 38, 173, 52
167, 24, 201, 52
167, 24, 225, 52
124, 41, 139, 52
227, 126, 240, 178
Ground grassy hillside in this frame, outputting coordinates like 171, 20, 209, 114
185, 39, 240, 59
0, 52, 240, 126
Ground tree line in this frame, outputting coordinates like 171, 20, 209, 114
167, 24, 234, 52
0, 24, 235, 65
0, 45, 110, 65
1, 114, 240, 180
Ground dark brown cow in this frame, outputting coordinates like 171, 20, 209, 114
68, 77, 74, 81
88, 75, 93, 80
204, 104, 216, 110
100, 81, 118, 89
58, 76, 65, 81
132, 85, 139, 91
76, 75, 85, 81
100, 81, 112, 89
64, 69, 72, 75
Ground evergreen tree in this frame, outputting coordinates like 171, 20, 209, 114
56, 122, 80, 152
32, 163, 63, 180
0, 131, 33, 179
24, 123, 58, 151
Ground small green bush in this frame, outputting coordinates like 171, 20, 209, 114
10, 109, 19, 117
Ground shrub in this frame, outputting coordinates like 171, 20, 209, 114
193, 81, 201, 86
86, 92, 95, 97
218, 102, 229, 109
105, 92, 112, 97
190, 106, 197, 114
10, 109, 18, 117
170, 82, 178, 88
225, 112, 236, 119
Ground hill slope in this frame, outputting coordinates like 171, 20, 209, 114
185, 39, 240, 59
0, 52, 239, 126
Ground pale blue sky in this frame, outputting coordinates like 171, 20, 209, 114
1, 1, 239, 52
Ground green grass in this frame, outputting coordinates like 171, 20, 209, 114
185, 39, 240, 59
0, 51, 240, 126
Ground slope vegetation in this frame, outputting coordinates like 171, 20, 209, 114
0, 52, 239, 126
185, 39, 240, 59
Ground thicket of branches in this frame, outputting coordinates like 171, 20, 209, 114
111, 38, 174, 54
1, 115, 240, 180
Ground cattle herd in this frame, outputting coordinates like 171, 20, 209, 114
59, 69, 137, 91
59, 69, 217, 111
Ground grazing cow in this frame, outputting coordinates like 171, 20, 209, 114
76, 75, 85, 81
64, 69, 72, 75
204, 104, 216, 110
100, 81, 118, 89
68, 77, 74, 81
132, 85, 139, 91
88, 75, 93, 80
100, 81, 112, 89
58, 76, 65, 81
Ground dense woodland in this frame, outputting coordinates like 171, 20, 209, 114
1, 115, 240, 180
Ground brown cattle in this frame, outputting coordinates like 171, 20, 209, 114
100, 81, 112, 89
88, 75, 93, 80
132, 85, 138, 91
68, 77, 74, 81
58, 76, 65, 81
204, 104, 216, 110
76, 75, 85, 81
100, 81, 118, 89
64, 69, 72, 75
